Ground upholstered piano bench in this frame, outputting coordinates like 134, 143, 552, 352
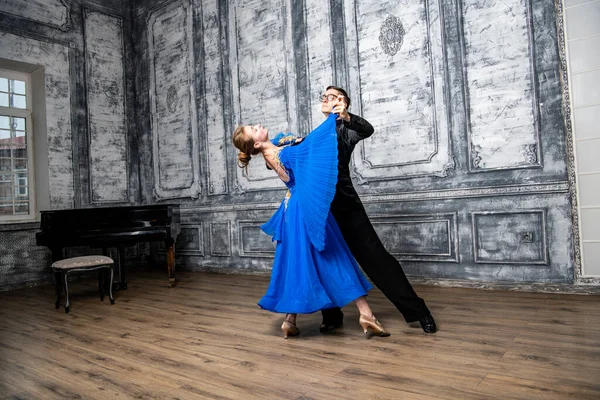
52, 255, 115, 313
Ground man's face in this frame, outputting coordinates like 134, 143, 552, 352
320, 89, 345, 114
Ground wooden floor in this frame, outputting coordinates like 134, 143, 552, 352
1, 271, 600, 400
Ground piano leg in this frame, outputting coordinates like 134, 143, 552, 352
117, 248, 127, 290
51, 247, 63, 262
166, 238, 176, 288
102, 248, 127, 291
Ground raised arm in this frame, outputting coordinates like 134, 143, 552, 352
342, 112, 374, 145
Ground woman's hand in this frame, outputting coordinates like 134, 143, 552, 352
332, 101, 351, 122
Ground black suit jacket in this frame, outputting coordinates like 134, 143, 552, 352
331, 113, 374, 211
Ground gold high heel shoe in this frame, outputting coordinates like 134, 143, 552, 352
281, 320, 300, 339
359, 314, 391, 339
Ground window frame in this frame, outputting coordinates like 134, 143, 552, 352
0, 68, 36, 223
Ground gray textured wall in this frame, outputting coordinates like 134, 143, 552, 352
0, 0, 136, 289
132, 0, 574, 283
0, 0, 575, 289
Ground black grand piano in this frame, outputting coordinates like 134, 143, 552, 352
36, 204, 180, 288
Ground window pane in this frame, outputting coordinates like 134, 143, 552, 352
15, 186, 29, 199
0, 93, 8, 107
14, 158, 27, 170
13, 149, 26, 158
0, 78, 7, 92
0, 116, 9, 130
0, 129, 9, 140
0, 149, 10, 157
0, 181, 12, 201
12, 117, 25, 131
0, 205, 13, 216
0, 158, 10, 172
10, 80, 26, 95
14, 202, 29, 214
11, 94, 26, 109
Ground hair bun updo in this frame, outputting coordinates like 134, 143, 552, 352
237, 151, 251, 168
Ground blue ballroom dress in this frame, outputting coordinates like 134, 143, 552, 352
258, 113, 372, 314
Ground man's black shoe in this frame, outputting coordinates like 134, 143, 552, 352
319, 321, 343, 333
320, 308, 344, 333
419, 314, 437, 334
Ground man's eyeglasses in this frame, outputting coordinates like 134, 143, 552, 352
320, 93, 341, 102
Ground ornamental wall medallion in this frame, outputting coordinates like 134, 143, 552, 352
379, 15, 405, 56
166, 85, 178, 114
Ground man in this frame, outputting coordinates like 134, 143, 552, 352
318, 86, 436, 334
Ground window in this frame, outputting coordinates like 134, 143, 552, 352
0, 69, 35, 222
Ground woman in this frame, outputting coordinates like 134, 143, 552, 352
232, 106, 390, 340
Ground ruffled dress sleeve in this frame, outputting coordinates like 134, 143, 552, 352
270, 132, 299, 146
279, 112, 339, 251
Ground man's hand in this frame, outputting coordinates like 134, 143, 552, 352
332, 101, 351, 122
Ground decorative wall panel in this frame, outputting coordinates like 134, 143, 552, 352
305, 0, 334, 131
229, 0, 296, 192
177, 224, 204, 255
209, 221, 231, 256
371, 213, 458, 262
461, 0, 541, 171
344, 0, 453, 181
84, 9, 128, 203
238, 221, 276, 258
0, 0, 70, 31
196, 0, 228, 195
472, 210, 548, 264
148, 0, 201, 199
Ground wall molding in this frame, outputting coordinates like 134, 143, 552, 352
179, 182, 569, 214
359, 182, 568, 203
370, 213, 459, 262
194, 0, 229, 196
344, 0, 454, 182
148, 0, 201, 200
209, 221, 232, 256
0, 0, 71, 31
82, 7, 129, 204
472, 209, 549, 265
238, 220, 275, 258
460, 0, 542, 173
177, 224, 205, 255
554, 0, 583, 283
229, 0, 299, 193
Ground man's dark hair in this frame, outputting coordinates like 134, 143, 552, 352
326, 85, 351, 109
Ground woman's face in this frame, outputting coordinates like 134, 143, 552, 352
244, 124, 269, 144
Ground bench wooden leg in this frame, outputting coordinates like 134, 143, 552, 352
98, 269, 104, 301
109, 267, 115, 305
63, 272, 70, 314
53, 271, 61, 309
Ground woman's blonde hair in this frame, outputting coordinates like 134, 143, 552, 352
232, 126, 260, 168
